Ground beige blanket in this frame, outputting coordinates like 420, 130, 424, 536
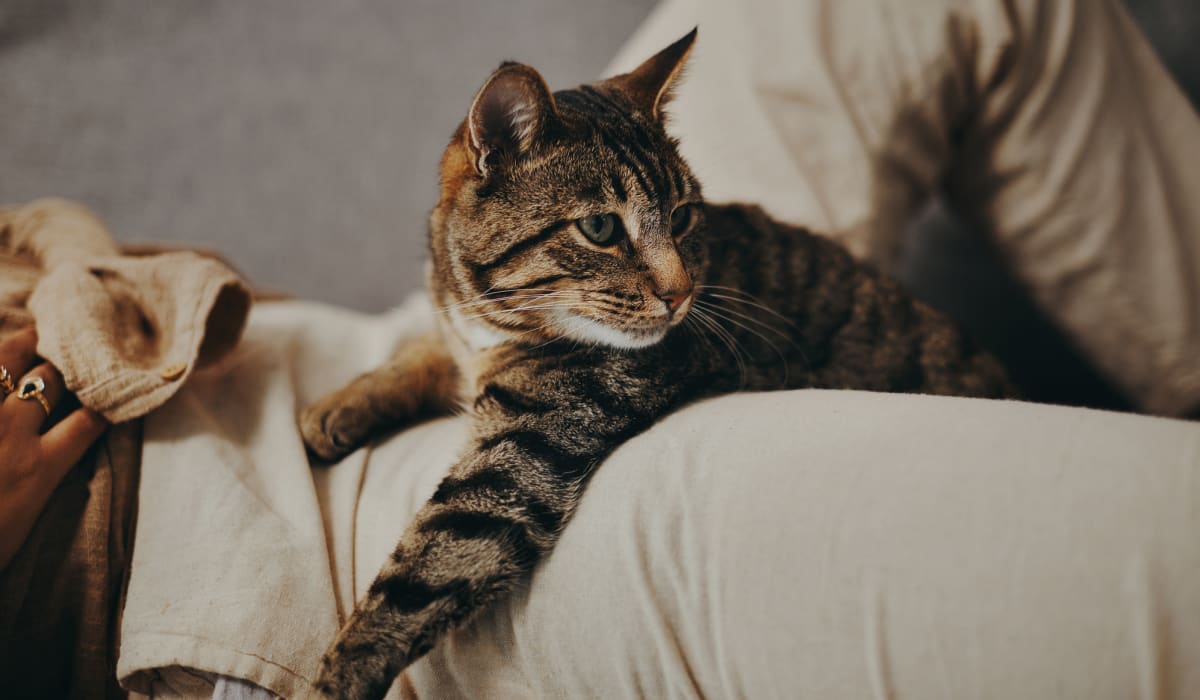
0, 198, 251, 698
119, 297, 433, 697
117, 296, 1200, 700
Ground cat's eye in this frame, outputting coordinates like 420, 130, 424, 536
576, 213, 622, 246
671, 205, 696, 238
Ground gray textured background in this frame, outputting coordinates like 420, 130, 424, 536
0, 0, 654, 310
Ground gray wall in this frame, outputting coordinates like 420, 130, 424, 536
0, 0, 654, 310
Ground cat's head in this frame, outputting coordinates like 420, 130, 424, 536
430, 30, 706, 350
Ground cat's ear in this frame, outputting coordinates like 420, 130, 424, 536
608, 27, 697, 121
467, 62, 558, 177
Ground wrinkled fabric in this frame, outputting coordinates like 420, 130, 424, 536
400, 391, 1200, 699
1, 198, 252, 423
0, 421, 142, 700
608, 0, 1200, 416
116, 298, 1200, 700
0, 198, 251, 698
119, 299, 433, 698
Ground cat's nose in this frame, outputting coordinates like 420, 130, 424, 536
655, 289, 691, 316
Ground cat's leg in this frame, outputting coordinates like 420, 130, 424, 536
300, 333, 457, 461
312, 347, 682, 698
313, 436, 583, 698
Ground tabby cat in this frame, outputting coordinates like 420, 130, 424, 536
301, 29, 1014, 698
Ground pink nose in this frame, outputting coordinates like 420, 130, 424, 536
656, 290, 690, 315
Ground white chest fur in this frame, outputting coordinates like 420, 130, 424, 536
440, 306, 509, 396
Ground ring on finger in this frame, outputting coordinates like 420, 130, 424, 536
0, 365, 14, 397
16, 374, 51, 417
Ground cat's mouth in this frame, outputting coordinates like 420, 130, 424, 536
550, 308, 677, 349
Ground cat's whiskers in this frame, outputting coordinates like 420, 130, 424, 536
510, 319, 567, 345
436, 288, 568, 313
695, 297, 793, 344
687, 306, 748, 390
508, 324, 559, 345
455, 302, 580, 323
527, 330, 572, 351
439, 294, 551, 309
696, 285, 802, 332
438, 298, 559, 317
699, 311, 749, 390
478, 290, 641, 322
693, 299, 790, 386
681, 314, 719, 358
697, 287, 811, 375
450, 297, 572, 314
450, 290, 582, 322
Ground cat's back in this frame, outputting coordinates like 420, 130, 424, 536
698, 201, 859, 305
700, 201, 850, 264
697, 202, 1017, 399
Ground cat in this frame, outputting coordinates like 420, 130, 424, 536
301, 28, 1015, 699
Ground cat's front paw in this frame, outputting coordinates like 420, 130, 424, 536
315, 609, 409, 700
314, 651, 393, 700
300, 396, 369, 462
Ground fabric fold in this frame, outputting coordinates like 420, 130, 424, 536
0, 197, 253, 699
29, 253, 252, 423
118, 298, 434, 698
1, 197, 252, 423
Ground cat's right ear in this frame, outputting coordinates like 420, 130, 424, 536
467, 62, 558, 177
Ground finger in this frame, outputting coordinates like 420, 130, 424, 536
0, 327, 38, 397
3, 362, 65, 433
40, 406, 109, 481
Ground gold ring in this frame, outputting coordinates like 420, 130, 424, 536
16, 375, 51, 417
0, 365, 13, 397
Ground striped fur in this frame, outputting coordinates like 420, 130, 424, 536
302, 29, 1015, 698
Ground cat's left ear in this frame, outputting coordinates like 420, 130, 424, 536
607, 27, 697, 121
467, 62, 559, 177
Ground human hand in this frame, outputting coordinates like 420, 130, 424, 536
0, 327, 108, 571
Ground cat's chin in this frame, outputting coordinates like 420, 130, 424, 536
551, 310, 669, 349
